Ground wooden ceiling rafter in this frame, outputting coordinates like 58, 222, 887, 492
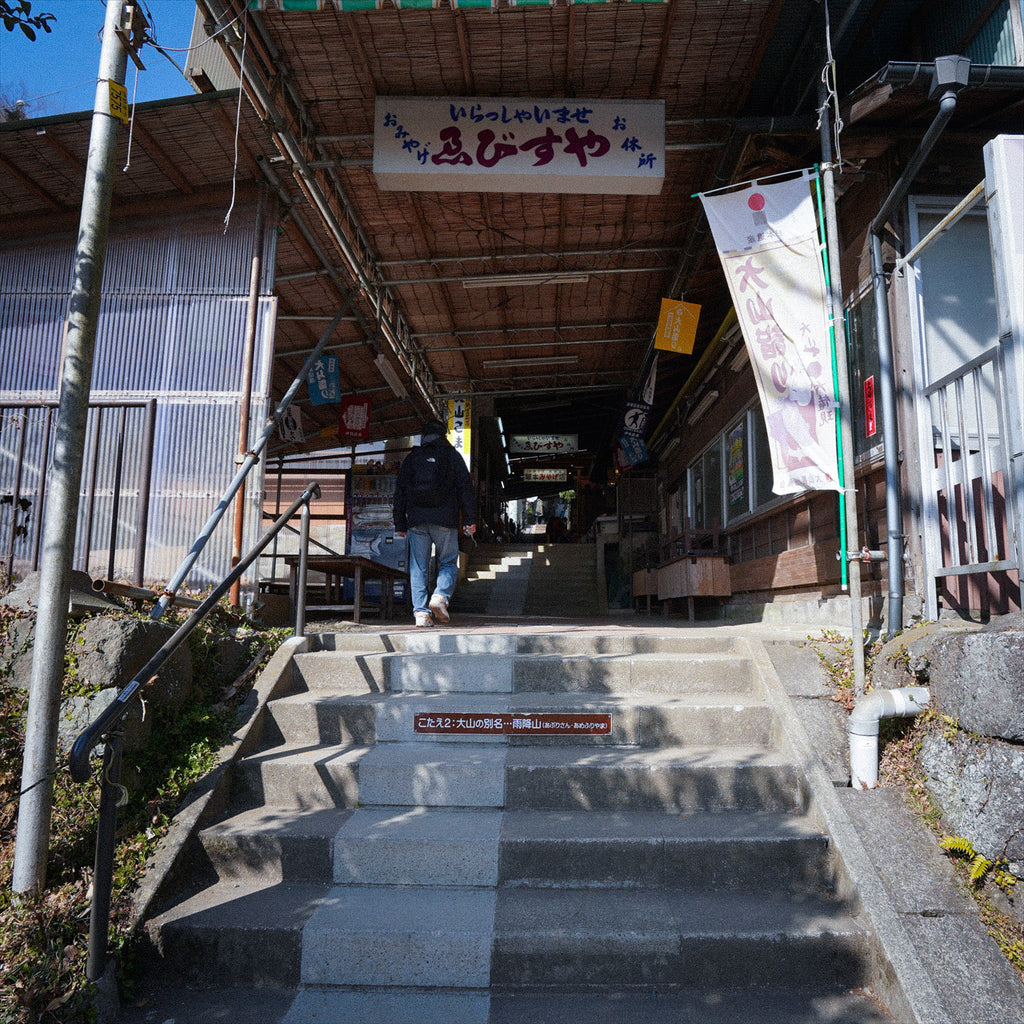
39, 132, 86, 181
128, 120, 196, 195
0, 152, 64, 212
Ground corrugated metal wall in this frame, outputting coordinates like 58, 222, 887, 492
920, 0, 1021, 67
0, 200, 278, 591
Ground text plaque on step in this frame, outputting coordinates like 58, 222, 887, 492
413, 712, 611, 735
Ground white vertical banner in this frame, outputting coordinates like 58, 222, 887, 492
700, 171, 841, 494
448, 397, 472, 470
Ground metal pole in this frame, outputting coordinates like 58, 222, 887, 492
5, 410, 27, 581
81, 406, 103, 572
31, 410, 52, 572
818, 80, 866, 700
86, 728, 123, 982
869, 83, 962, 635
12, 0, 129, 894
295, 500, 310, 638
106, 406, 128, 581
230, 187, 267, 606
133, 398, 157, 586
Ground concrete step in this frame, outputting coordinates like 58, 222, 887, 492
510, 652, 757, 694
357, 742, 507, 807
307, 631, 744, 656
268, 690, 774, 747
497, 809, 832, 892
300, 886, 496, 989
290, 648, 757, 696
278, 986, 891, 1024
233, 742, 366, 810
198, 806, 355, 883
334, 807, 501, 886
142, 877, 324, 987
491, 886, 869, 989
237, 741, 799, 814
327, 806, 830, 892
503, 744, 804, 813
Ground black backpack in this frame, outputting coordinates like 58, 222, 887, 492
409, 444, 452, 508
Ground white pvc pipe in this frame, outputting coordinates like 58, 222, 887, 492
849, 687, 931, 789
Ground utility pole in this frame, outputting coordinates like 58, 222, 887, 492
12, 1, 138, 893
818, 82, 866, 698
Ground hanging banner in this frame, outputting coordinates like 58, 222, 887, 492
616, 436, 648, 469
700, 171, 840, 494
278, 405, 304, 444
654, 298, 700, 354
308, 356, 340, 406
374, 96, 665, 195
448, 397, 471, 469
338, 397, 371, 441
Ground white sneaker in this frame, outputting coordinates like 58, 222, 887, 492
414, 611, 434, 627
428, 594, 450, 624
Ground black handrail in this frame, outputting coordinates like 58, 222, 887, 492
69, 480, 320, 981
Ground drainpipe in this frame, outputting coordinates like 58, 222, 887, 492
849, 686, 930, 789
868, 55, 971, 636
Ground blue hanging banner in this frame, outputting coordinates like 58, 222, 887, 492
308, 356, 341, 405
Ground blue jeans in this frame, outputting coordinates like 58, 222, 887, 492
407, 523, 460, 614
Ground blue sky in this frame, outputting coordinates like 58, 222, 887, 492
1, 1, 198, 118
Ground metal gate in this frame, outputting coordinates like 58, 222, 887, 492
920, 345, 1021, 615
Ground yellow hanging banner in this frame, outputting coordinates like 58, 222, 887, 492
654, 298, 700, 354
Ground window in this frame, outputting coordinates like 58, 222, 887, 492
684, 403, 784, 529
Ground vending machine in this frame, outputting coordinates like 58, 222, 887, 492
346, 462, 408, 601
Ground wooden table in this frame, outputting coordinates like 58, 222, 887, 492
284, 554, 409, 623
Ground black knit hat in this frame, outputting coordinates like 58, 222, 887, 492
422, 418, 446, 436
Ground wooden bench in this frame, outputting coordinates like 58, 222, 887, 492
655, 518, 731, 619
284, 554, 409, 624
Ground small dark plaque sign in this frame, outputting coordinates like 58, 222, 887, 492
413, 712, 611, 736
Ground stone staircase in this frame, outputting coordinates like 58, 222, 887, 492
455, 542, 604, 617
138, 630, 891, 1023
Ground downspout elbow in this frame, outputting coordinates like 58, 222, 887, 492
849, 686, 930, 789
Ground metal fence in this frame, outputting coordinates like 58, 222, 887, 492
0, 400, 157, 584
921, 344, 1020, 604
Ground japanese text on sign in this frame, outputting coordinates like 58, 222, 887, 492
509, 434, 579, 454
374, 96, 664, 195
414, 713, 611, 735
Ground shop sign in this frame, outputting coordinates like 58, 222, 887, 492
510, 434, 578, 454
523, 468, 567, 482
375, 96, 664, 195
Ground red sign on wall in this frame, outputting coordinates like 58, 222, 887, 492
864, 376, 877, 438
339, 397, 371, 441
414, 712, 611, 735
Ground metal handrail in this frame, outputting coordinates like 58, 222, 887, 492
69, 480, 320, 982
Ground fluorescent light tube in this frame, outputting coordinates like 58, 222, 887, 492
462, 272, 590, 289
374, 353, 408, 399
482, 355, 579, 370
687, 390, 719, 424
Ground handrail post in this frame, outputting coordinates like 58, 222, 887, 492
295, 500, 311, 638
86, 726, 123, 982
72, 482, 320, 981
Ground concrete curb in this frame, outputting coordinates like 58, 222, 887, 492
746, 636, 952, 1024
128, 634, 310, 929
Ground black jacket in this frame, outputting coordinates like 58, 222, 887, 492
393, 436, 476, 532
